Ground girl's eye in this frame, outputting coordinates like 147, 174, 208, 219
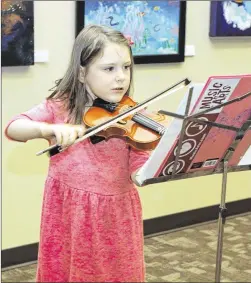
124, 65, 131, 70
104, 67, 114, 72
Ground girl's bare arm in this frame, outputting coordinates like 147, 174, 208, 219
6, 119, 85, 148
6, 119, 51, 142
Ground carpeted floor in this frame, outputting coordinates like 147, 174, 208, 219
2, 213, 251, 282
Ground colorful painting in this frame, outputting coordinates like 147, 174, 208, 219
76, 1, 186, 64
1, 1, 34, 67
210, 0, 251, 37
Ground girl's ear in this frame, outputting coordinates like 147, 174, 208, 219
78, 66, 86, 83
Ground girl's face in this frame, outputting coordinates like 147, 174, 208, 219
84, 42, 132, 104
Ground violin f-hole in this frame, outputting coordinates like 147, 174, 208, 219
117, 119, 127, 125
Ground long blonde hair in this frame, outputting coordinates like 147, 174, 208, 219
47, 24, 134, 124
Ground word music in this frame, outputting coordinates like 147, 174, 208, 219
199, 82, 232, 109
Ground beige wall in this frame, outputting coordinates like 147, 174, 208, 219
2, 1, 251, 250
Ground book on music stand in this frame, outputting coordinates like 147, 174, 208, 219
135, 74, 251, 283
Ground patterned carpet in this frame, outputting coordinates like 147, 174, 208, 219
2, 213, 251, 282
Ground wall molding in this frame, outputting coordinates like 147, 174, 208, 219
143, 198, 251, 236
2, 198, 250, 268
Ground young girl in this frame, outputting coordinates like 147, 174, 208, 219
5, 24, 150, 282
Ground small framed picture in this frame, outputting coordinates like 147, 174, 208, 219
209, 1, 251, 37
1, 1, 34, 67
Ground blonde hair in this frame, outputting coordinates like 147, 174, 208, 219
47, 24, 134, 124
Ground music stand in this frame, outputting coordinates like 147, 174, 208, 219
136, 85, 251, 283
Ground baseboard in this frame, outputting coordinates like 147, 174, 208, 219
2, 242, 39, 269
143, 198, 251, 236
2, 198, 250, 268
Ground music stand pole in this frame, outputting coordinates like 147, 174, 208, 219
215, 159, 228, 283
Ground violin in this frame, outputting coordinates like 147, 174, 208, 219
84, 96, 170, 150
36, 78, 191, 157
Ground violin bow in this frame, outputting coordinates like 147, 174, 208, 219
36, 78, 191, 157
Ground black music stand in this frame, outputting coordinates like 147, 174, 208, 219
137, 86, 251, 283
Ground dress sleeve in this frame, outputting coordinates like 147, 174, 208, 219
129, 146, 150, 175
4, 99, 55, 142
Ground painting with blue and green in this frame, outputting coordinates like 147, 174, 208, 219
84, 0, 181, 56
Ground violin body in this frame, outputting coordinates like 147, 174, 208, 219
83, 96, 171, 151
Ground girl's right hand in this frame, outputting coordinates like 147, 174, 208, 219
40, 123, 86, 149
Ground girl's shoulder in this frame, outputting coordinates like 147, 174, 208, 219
46, 94, 70, 122
46, 97, 66, 112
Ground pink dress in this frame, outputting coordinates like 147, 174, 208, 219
5, 99, 149, 282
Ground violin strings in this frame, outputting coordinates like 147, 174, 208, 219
95, 102, 166, 135
136, 113, 164, 128
114, 104, 163, 131
133, 113, 166, 135
134, 114, 159, 130
135, 113, 165, 130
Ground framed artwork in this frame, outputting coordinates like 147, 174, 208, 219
209, 1, 251, 37
1, 0, 34, 67
76, 0, 186, 64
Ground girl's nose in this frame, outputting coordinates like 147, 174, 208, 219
115, 69, 126, 82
